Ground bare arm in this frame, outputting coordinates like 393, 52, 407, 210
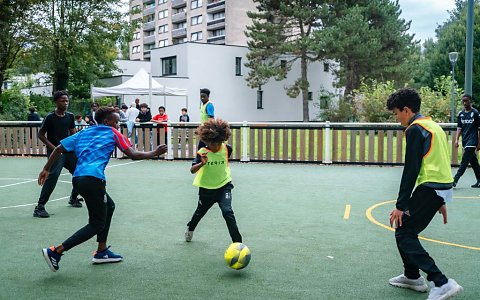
455, 128, 461, 148
190, 153, 207, 174
123, 144, 167, 160
38, 145, 65, 185
38, 128, 56, 151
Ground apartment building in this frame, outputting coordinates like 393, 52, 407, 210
129, 0, 256, 60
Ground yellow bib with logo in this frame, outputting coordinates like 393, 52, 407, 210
193, 143, 232, 189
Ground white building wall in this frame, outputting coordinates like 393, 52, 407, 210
129, 42, 338, 122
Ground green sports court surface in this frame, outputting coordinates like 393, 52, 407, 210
0, 157, 478, 299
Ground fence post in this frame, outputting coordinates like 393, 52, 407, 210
166, 121, 174, 160
324, 121, 332, 164
241, 120, 249, 162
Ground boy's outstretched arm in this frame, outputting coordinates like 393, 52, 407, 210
38, 145, 65, 185
123, 144, 167, 160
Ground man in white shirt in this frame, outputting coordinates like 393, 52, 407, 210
125, 102, 140, 142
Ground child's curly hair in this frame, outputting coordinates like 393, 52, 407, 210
196, 118, 231, 143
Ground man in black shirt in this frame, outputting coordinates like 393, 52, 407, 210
27, 107, 41, 121
453, 94, 480, 187
33, 91, 82, 218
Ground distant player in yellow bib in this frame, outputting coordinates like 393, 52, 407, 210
185, 119, 242, 243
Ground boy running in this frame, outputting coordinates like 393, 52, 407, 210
185, 119, 242, 243
386, 88, 463, 300
39, 107, 167, 272
34, 90, 82, 218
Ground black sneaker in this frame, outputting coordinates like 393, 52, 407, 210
471, 182, 480, 188
33, 205, 50, 218
68, 197, 83, 207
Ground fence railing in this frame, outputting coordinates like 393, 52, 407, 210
0, 121, 460, 166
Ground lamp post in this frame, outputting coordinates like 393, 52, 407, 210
449, 52, 459, 123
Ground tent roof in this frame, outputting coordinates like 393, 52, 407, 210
92, 68, 187, 98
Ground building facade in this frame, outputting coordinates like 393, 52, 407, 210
129, 0, 256, 60
117, 42, 339, 122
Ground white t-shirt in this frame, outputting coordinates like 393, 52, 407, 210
126, 107, 140, 122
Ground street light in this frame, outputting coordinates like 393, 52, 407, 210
449, 51, 459, 123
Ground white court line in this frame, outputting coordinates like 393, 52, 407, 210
0, 160, 141, 189
0, 160, 142, 210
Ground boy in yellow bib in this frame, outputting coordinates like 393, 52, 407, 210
185, 119, 242, 243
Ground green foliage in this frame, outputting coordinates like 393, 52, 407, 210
419, 75, 463, 122
317, 0, 415, 95
0, 86, 30, 120
353, 80, 396, 122
320, 97, 356, 122
28, 93, 53, 117
418, 0, 480, 101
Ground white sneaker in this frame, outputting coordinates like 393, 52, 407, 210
185, 227, 193, 242
389, 274, 428, 292
427, 279, 463, 300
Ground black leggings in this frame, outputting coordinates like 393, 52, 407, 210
62, 176, 115, 251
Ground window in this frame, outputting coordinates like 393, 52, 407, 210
235, 57, 242, 76
191, 15, 203, 25
212, 28, 225, 37
132, 5, 140, 12
320, 95, 329, 109
144, 15, 155, 23
158, 24, 169, 33
158, 0, 168, 3
159, 39, 169, 47
175, 7, 186, 13
144, 2, 155, 9
280, 60, 287, 71
191, 0, 202, 9
257, 89, 263, 109
173, 37, 187, 44
175, 22, 187, 29
144, 44, 155, 50
133, 32, 141, 40
162, 56, 177, 76
191, 31, 203, 41
323, 62, 329, 72
132, 46, 141, 54
212, 11, 225, 20
145, 30, 155, 37
308, 92, 313, 101
159, 9, 169, 19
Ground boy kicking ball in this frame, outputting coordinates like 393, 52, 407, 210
386, 88, 463, 300
39, 107, 167, 272
185, 118, 242, 244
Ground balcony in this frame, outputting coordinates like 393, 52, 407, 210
207, 18, 225, 31
143, 35, 156, 44
143, 6, 155, 16
207, 0, 225, 13
171, 11, 187, 23
143, 51, 151, 60
172, 28, 187, 38
171, 0, 186, 9
143, 0, 154, 4
207, 35, 225, 44
143, 21, 155, 31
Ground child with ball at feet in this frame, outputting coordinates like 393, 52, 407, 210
39, 106, 167, 272
185, 118, 242, 243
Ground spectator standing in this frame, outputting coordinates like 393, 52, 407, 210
85, 102, 99, 125
28, 107, 41, 121
151, 106, 169, 144
179, 108, 190, 122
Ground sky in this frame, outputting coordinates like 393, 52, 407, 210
398, 0, 457, 43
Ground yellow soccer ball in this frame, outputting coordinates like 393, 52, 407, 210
224, 242, 251, 270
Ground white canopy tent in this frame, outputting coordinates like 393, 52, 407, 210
91, 68, 188, 108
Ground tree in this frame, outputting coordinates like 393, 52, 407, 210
417, 0, 480, 101
26, 0, 128, 97
0, 0, 42, 95
317, 0, 415, 96
245, 0, 328, 121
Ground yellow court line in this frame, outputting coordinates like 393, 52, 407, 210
365, 200, 480, 251
343, 204, 351, 220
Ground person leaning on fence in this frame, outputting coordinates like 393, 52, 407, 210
39, 106, 167, 272
386, 87, 463, 300
185, 118, 242, 244
452, 94, 480, 188
33, 90, 83, 218
85, 102, 99, 125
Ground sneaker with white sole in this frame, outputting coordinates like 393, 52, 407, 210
42, 246, 62, 272
185, 227, 193, 242
389, 274, 428, 292
92, 246, 123, 264
427, 279, 463, 300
